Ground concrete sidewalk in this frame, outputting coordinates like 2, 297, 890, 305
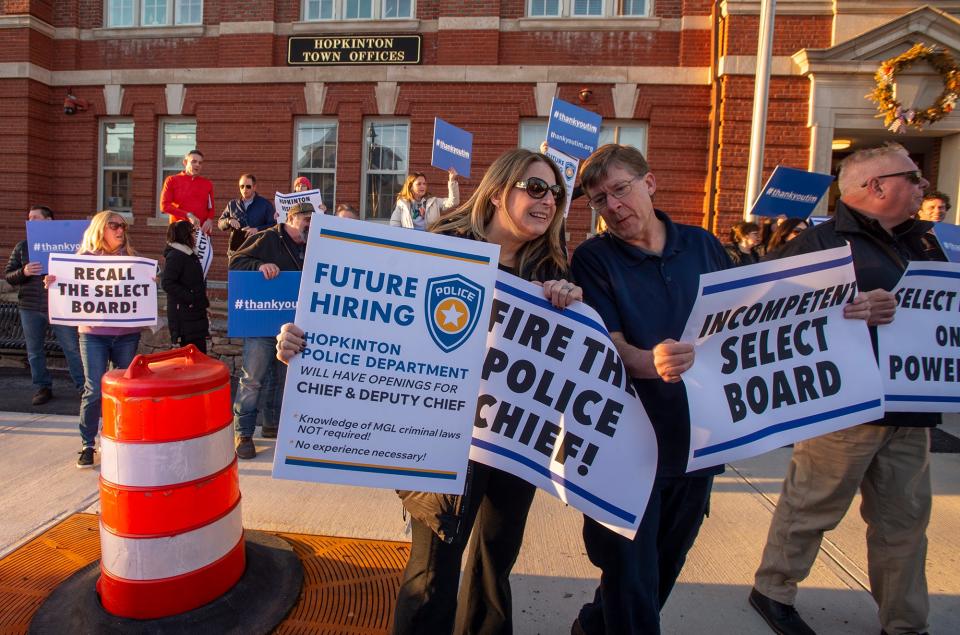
1, 410, 958, 634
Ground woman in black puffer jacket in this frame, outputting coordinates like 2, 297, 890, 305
161, 220, 209, 353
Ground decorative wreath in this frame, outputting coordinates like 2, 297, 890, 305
868, 43, 960, 133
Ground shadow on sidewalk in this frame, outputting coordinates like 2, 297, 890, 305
0, 367, 81, 416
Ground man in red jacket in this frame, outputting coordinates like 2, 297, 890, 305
160, 149, 215, 234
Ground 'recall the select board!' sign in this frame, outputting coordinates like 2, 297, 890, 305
288, 35, 422, 65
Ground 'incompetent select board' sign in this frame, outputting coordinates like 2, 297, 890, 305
680, 246, 884, 471
750, 166, 834, 219
287, 35, 422, 65
878, 261, 960, 412
272, 215, 500, 494
47, 253, 157, 328
546, 97, 602, 160
431, 117, 472, 178
26, 220, 90, 274
227, 271, 300, 338
471, 274, 657, 538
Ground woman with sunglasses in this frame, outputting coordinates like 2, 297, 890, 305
46, 211, 143, 468
276, 149, 581, 634
390, 168, 460, 230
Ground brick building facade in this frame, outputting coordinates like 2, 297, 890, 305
2, 1, 959, 284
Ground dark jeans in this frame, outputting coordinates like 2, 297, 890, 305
578, 475, 713, 635
78, 332, 140, 448
392, 463, 537, 635
20, 308, 85, 391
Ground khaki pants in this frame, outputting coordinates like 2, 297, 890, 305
754, 425, 931, 635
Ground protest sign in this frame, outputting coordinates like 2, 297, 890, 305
749, 166, 834, 219
193, 227, 213, 278
431, 117, 472, 178
272, 215, 500, 494
47, 253, 157, 327
680, 246, 884, 471
878, 261, 960, 412
546, 97, 602, 159
932, 222, 960, 263
809, 215, 830, 226
471, 273, 657, 538
544, 146, 579, 218
227, 271, 300, 337
275, 189, 324, 224
26, 220, 89, 274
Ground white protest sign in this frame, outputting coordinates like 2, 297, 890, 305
48, 253, 157, 327
471, 274, 657, 538
680, 245, 884, 472
878, 261, 960, 412
544, 146, 579, 219
275, 189, 324, 224
272, 215, 500, 494
193, 227, 212, 278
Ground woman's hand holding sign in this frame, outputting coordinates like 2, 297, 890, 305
534, 279, 583, 309
276, 322, 305, 364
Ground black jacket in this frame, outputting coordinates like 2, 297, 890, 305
162, 244, 209, 341
4, 240, 47, 313
229, 224, 305, 273
770, 200, 945, 428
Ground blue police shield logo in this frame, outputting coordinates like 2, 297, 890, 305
424, 274, 485, 353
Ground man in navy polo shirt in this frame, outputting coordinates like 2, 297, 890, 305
570, 144, 731, 634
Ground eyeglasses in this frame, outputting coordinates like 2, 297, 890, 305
860, 170, 923, 188
239, 184, 253, 189
587, 177, 640, 212
106, 221, 127, 231
514, 177, 563, 202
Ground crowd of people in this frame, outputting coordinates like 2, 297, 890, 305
4, 140, 951, 634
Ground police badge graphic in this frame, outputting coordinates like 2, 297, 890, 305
424, 274, 485, 353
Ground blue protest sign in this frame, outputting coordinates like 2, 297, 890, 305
933, 223, 960, 263
750, 166, 834, 219
431, 117, 473, 178
227, 271, 301, 337
26, 220, 89, 273
546, 97, 602, 159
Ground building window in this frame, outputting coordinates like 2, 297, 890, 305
362, 120, 409, 221
304, 0, 413, 20
157, 119, 197, 211
100, 120, 135, 213
527, 0, 647, 17
105, 0, 203, 27
294, 120, 339, 210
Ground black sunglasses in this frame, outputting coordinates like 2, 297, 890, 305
860, 170, 923, 188
514, 177, 563, 202
239, 184, 253, 189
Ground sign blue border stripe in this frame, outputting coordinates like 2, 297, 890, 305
51, 318, 154, 324
702, 255, 853, 295
495, 281, 609, 337
886, 394, 960, 403
692, 398, 882, 457
471, 437, 637, 524
903, 269, 960, 279
319, 228, 490, 264
48, 257, 151, 266
285, 458, 458, 480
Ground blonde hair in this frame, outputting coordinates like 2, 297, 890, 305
397, 172, 429, 203
430, 149, 568, 278
79, 210, 136, 256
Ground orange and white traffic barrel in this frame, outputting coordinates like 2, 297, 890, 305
96, 345, 244, 619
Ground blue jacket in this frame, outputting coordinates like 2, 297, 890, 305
218, 194, 276, 254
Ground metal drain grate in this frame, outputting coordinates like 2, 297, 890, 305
0, 514, 410, 634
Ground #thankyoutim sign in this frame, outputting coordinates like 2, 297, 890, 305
26, 220, 89, 274
272, 215, 500, 494
47, 253, 157, 327
471, 273, 658, 538
878, 261, 960, 412
275, 189, 324, 224
227, 271, 300, 338
680, 246, 884, 471
750, 166, 834, 219
546, 97, 602, 160
431, 117, 472, 179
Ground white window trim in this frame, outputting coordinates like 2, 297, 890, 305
155, 118, 197, 218
526, 0, 651, 18
360, 118, 409, 222
294, 118, 340, 210
303, 0, 415, 21
98, 118, 135, 215
104, 0, 203, 28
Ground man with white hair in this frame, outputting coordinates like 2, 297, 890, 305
749, 143, 944, 635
